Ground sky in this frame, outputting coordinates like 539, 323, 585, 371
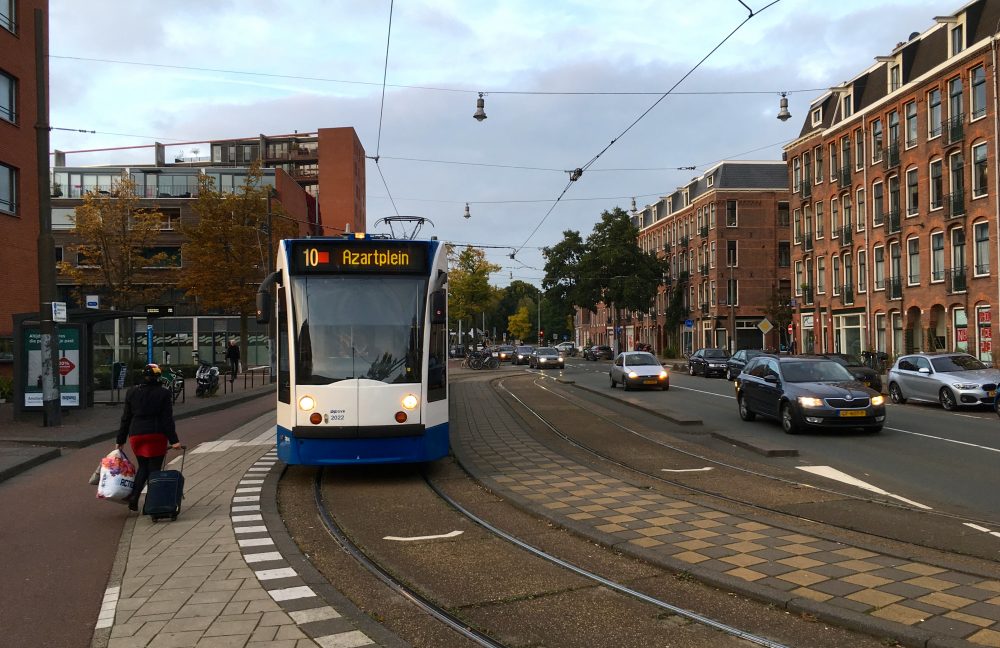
49, 0, 949, 287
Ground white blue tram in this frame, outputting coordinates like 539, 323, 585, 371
257, 235, 449, 464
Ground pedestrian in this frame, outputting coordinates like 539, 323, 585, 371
116, 364, 181, 512
225, 339, 240, 383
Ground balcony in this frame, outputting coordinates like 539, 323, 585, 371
840, 225, 853, 246
947, 268, 967, 294
882, 142, 900, 170
680, 235, 690, 248
888, 277, 902, 300
700, 264, 709, 277
884, 208, 901, 235
837, 165, 852, 187
700, 303, 709, 315
945, 115, 964, 145
841, 285, 854, 305
945, 189, 966, 219
699, 225, 709, 238
803, 233, 813, 252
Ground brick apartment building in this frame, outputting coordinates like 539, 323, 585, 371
576, 161, 790, 354
784, 0, 1000, 363
0, 0, 45, 377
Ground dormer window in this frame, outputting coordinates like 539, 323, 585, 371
707, 175, 714, 188
811, 107, 822, 126
842, 94, 853, 119
683, 190, 690, 206
951, 24, 964, 56
889, 64, 901, 92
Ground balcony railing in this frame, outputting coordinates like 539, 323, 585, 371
838, 165, 852, 187
947, 268, 967, 293
803, 234, 813, 251
700, 303, 709, 315
931, 268, 945, 282
841, 225, 853, 246
801, 182, 812, 199
841, 285, 854, 304
888, 277, 902, 300
882, 142, 900, 170
885, 208, 901, 234
680, 235, 690, 248
700, 264, 709, 277
874, 277, 886, 291
945, 115, 964, 145
975, 262, 990, 276
873, 209, 885, 228
945, 189, 966, 219
699, 225, 709, 238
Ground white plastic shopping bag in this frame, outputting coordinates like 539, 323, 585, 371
96, 449, 136, 502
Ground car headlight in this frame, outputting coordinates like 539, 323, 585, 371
628, 371, 638, 379
298, 395, 315, 411
952, 383, 979, 390
540, 358, 547, 362
871, 395, 885, 406
798, 396, 824, 407
659, 370, 668, 379
401, 394, 419, 410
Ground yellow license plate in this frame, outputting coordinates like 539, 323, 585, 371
643, 380, 658, 385
863, 381, 870, 387
839, 410, 866, 417
988, 390, 996, 398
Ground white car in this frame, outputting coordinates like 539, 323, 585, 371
555, 342, 578, 357
609, 352, 669, 391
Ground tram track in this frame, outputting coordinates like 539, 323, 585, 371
501, 374, 1000, 559
301, 464, 880, 648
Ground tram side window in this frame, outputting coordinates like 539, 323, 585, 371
278, 288, 290, 403
428, 289, 447, 402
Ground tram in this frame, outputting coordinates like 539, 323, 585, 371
256, 234, 449, 464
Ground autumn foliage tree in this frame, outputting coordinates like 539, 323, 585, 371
57, 173, 169, 310
177, 163, 297, 361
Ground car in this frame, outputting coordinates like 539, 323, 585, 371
609, 352, 669, 391
584, 345, 613, 361
529, 347, 565, 369
801, 353, 882, 392
449, 345, 466, 359
688, 348, 730, 377
726, 349, 769, 381
555, 341, 578, 357
887, 352, 1000, 410
513, 345, 535, 365
494, 345, 516, 363
735, 356, 886, 434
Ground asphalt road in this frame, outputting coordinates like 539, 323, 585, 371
0, 396, 273, 648
531, 358, 1000, 525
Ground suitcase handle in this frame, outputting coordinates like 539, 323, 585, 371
170, 444, 187, 473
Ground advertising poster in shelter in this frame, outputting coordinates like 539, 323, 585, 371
22, 326, 81, 407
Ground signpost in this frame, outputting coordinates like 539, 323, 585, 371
52, 301, 66, 323
85, 295, 99, 309
758, 318, 773, 335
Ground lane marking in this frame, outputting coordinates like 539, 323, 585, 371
964, 522, 991, 532
670, 384, 736, 399
797, 465, 931, 510
661, 467, 714, 473
94, 585, 120, 630
885, 427, 1000, 453
383, 530, 463, 542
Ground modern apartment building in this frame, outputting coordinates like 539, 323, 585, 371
577, 161, 790, 354
0, 0, 45, 375
784, 0, 1000, 362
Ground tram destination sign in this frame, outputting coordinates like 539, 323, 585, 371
289, 240, 428, 275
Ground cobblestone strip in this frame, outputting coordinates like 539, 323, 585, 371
451, 381, 1000, 648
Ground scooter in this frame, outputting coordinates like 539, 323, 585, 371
195, 362, 220, 397
159, 366, 184, 403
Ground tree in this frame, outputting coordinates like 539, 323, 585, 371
760, 288, 793, 350
177, 162, 297, 362
447, 246, 500, 341
494, 280, 541, 341
57, 173, 170, 310
542, 229, 589, 319
507, 305, 532, 341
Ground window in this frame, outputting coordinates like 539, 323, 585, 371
142, 246, 182, 268
972, 143, 987, 198
905, 101, 917, 148
931, 231, 945, 282
907, 238, 920, 285
872, 181, 884, 226
950, 151, 964, 196
889, 242, 901, 292
815, 201, 824, 238
0, 70, 14, 123
952, 228, 966, 275
803, 152, 811, 188
949, 77, 963, 124
794, 261, 803, 295
831, 198, 840, 237
905, 167, 919, 216
817, 256, 826, 293
0, 162, 14, 214
831, 256, 839, 295
811, 108, 822, 126
843, 253, 853, 296
814, 146, 823, 183
710, 241, 716, 268
52, 207, 74, 229
971, 65, 986, 120
843, 194, 852, 230
874, 246, 885, 290
888, 175, 900, 220
855, 187, 865, 231
842, 136, 852, 173
871, 118, 883, 163
793, 158, 801, 193
726, 240, 737, 267
930, 159, 943, 209
709, 203, 716, 229
707, 175, 714, 187
727, 279, 738, 307
829, 143, 838, 178
683, 190, 690, 206
793, 209, 801, 243
726, 200, 737, 227
1, 0, 14, 33
951, 24, 964, 56
778, 242, 790, 267
777, 201, 789, 226
842, 93, 853, 119
888, 110, 899, 150
858, 249, 867, 293
854, 129, 864, 171
974, 221, 989, 275
928, 88, 942, 138
889, 64, 901, 92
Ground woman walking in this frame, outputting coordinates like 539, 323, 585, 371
116, 364, 181, 511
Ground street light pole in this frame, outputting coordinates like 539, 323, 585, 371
265, 188, 276, 383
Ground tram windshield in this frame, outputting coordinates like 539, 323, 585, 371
290, 275, 426, 385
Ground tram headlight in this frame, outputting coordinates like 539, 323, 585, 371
401, 394, 419, 410
298, 395, 315, 411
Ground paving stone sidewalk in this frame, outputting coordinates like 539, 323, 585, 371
450, 380, 1000, 648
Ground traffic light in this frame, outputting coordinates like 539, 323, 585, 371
539, 329, 545, 339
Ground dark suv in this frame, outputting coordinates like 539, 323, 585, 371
584, 345, 613, 361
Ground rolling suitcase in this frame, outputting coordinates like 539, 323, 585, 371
143, 446, 186, 522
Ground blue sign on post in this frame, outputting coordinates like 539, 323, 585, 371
146, 324, 154, 364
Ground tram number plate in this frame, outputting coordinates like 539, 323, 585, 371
839, 410, 865, 417
643, 380, 658, 385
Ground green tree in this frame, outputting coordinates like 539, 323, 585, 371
542, 230, 589, 332
760, 288, 793, 350
56, 173, 169, 310
177, 162, 296, 361
495, 280, 541, 341
507, 305, 533, 341
448, 246, 500, 341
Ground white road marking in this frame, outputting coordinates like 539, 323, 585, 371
94, 585, 119, 630
255, 567, 298, 580
268, 586, 316, 601
661, 467, 714, 473
670, 384, 736, 399
383, 530, 464, 542
964, 522, 991, 532
797, 465, 931, 510
885, 427, 1000, 453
